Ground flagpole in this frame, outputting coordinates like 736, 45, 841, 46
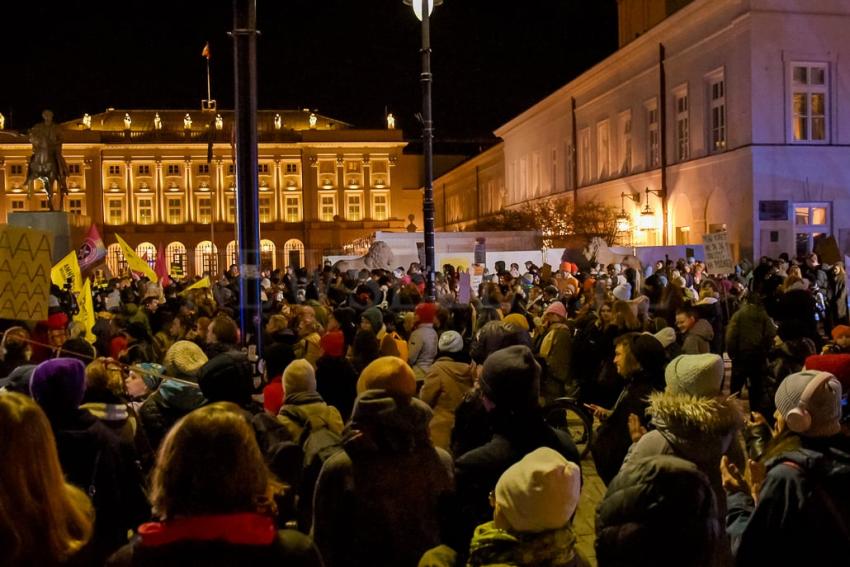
206, 57, 212, 106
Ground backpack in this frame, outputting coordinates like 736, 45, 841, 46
296, 415, 344, 532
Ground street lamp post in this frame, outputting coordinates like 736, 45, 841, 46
404, 0, 442, 302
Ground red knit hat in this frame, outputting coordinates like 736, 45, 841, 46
831, 325, 850, 340
415, 301, 438, 324
805, 354, 850, 391
47, 312, 69, 331
320, 330, 345, 358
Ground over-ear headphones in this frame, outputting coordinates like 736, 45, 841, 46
786, 372, 838, 433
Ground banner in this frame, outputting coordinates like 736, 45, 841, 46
115, 234, 158, 282
154, 243, 171, 287
51, 249, 83, 294
77, 224, 107, 271
73, 278, 96, 344
702, 231, 735, 275
179, 276, 211, 296
0, 226, 52, 320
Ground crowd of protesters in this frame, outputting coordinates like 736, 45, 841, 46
1, 249, 849, 566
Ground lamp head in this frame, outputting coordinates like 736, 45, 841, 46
403, 0, 443, 21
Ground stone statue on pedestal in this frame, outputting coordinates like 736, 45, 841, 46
25, 109, 69, 211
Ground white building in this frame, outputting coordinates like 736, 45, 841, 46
463, 0, 850, 261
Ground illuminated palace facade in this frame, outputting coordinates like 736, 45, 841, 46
436, 0, 850, 261
0, 108, 429, 275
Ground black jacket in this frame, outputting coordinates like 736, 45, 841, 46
315, 354, 359, 421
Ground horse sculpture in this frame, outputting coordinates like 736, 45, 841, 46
24, 110, 68, 212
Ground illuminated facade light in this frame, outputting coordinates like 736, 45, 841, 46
404, 0, 442, 21
387, 113, 396, 129
154, 113, 162, 130
215, 114, 223, 130
308, 113, 318, 128
274, 113, 282, 130
184, 114, 193, 130
123, 113, 132, 130
82, 113, 91, 129
0, 112, 5, 129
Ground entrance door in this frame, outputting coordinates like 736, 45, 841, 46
794, 202, 830, 257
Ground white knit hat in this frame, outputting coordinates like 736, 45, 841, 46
283, 359, 317, 395
438, 330, 464, 353
775, 371, 842, 437
164, 340, 208, 379
495, 447, 581, 533
653, 327, 677, 349
664, 354, 724, 397
612, 283, 632, 301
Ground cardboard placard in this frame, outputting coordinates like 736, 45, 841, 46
702, 231, 735, 275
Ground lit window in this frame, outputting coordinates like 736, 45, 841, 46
227, 164, 235, 175
320, 194, 335, 222
10, 199, 25, 210
167, 164, 180, 176
108, 165, 121, 176
346, 161, 360, 173
137, 198, 154, 225
285, 195, 301, 222
167, 198, 182, 224
68, 164, 81, 175
346, 193, 362, 221
372, 193, 388, 220
197, 196, 212, 223
791, 63, 828, 143
258, 163, 270, 174
10, 164, 24, 175
646, 100, 659, 167
675, 88, 689, 161
198, 164, 210, 175
259, 196, 272, 222
39, 200, 49, 210
68, 198, 83, 215
227, 196, 236, 222
195, 241, 218, 275
107, 199, 124, 224
137, 165, 151, 176
708, 72, 726, 152
285, 163, 297, 174
166, 242, 187, 277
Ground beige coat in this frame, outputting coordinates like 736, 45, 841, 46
419, 357, 475, 451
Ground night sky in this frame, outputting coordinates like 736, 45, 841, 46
2, 1, 617, 142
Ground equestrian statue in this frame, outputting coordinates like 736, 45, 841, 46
24, 109, 69, 211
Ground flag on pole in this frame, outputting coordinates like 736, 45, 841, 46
77, 224, 107, 271
154, 243, 170, 287
179, 276, 211, 296
202, 42, 211, 59
73, 278, 96, 344
51, 250, 83, 294
115, 234, 158, 282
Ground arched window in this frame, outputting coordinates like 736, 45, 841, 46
195, 241, 218, 276
166, 241, 187, 279
260, 239, 276, 271
226, 240, 238, 268
106, 242, 126, 276
135, 242, 156, 269
283, 238, 304, 269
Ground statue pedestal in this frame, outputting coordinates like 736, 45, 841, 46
7, 211, 88, 263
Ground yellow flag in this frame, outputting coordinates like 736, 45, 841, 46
179, 276, 211, 296
51, 249, 82, 293
73, 278, 96, 344
115, 234, 158, 282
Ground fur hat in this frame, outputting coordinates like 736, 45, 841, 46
415, 301, 438, 324
504, 313, 530, 331
653, 327, 677, 349
665, 354, 724, 397
30, 358, 87, 415
320, 330, 346, 358
357, 356, 416, 399
775, 370, 842, 437
495, 447, 581, 533
480, 345, 540, 410
831, 325, 850, 340
283, 359, 317, 395
544, 301, 567, 320
164, 340, 208, 380
438, 330, 464, 353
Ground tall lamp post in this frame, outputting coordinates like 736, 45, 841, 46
404, 0, 442, 302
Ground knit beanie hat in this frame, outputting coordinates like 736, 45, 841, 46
495, 447, 581, 533
283, 359, 317, 395
831, 325, 850, 340
775, 370, 842, 437
438, 330, 464, 353
361, 307, 384, 332
357, 356, 417, 399
30, 358, 87, 415
624, 333, 667, 373
137, 362, 165, 390
665, 354, 724, 397
47, 311, 69, 331
320, 330, 346, 358
653, 327, 677, 349
544, 301, 567, 320
480, 345, 540, 410
198, 353, 254, 406
805, 354, 850, 391
164, 340, 208, 380
612, 283, 632, 301
504, 313, 530, 332
415, 301, 438, 324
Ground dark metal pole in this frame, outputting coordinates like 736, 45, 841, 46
421, 0, 436, 301
659, 42, 669, 246
232, 0, 262, 352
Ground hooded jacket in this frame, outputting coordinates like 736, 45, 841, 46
419, 357, 476, 451
622, 392, 744, 516
466, 521, 580, 567
682, 319, 714, 355
276, 391, 344, 442
138, 379, 206, 449
312, 391, 454, 567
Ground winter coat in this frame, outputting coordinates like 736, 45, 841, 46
695, 297, 724, 354
419, 357, 476, 451
728, 437, 850, 566
138, 379, 206, 450
768, 338, 817, 396
725, 302, 776, 359
452, 411, 580, 552
81, 388, 155, 473
622, 392, 744, 517
107, 513, 322, 567
409, 323, 439, 377
315, 355, 359, 421
591, 371, 657, 485
312, 391, 454, 567
276, 391, 344, 442
537, 323, 576, 399
681, 319, 714, 354
466, 521, 581, 567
